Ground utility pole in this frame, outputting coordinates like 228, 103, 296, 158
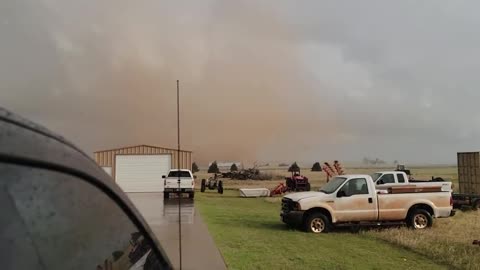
177, 79, 183, 270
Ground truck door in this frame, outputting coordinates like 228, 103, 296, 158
334, 178, 377, 222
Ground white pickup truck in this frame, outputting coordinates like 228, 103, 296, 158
281, 174, 454, 233
372, 171, 452, 191
162, 169, 195, 199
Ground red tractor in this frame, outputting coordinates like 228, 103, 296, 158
285, 169, 311, 192
270, 168, 310, 196
270, 169, 310, 196
270, 161, 345, 196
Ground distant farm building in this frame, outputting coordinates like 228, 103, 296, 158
94, 144, 192, 193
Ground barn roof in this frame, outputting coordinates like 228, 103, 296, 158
94, 144, 192, 153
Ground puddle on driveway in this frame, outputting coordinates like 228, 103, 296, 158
127, 193, 195, 225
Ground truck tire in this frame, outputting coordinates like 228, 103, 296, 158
473, 200, 480, 211
201, 179, 206, 192
304, 212, 331, 233
189, 192, 195, 199
218, 180, 224, 194
164, 192, 169, 200
306, 183, 311, 191
407, 209, 433, 229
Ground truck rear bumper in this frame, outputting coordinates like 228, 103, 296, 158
164, 188, 194, 193
280, 211, 304, 227
436, 207, 455, 218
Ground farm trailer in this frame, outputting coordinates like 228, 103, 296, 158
453, 152, 480, 209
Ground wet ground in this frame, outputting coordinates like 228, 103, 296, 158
128, 193, 226, 270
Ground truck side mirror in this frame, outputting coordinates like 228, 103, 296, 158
194, 175, 197, 179
162, 175, 166, 179
337, 190, 347, 198
377, 180, 384, 185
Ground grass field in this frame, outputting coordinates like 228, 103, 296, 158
196, 191, 449, 270
366, 210, 480, 270
195, 166, 479, 270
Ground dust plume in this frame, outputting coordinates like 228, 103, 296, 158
1, 1, 336, 164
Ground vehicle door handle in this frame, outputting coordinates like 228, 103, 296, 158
368, 198, 373, 203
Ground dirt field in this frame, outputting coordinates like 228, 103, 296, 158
194, 165, 459, 191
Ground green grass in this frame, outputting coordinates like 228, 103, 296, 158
367, 210, 480, 270
196, 191, 448, 270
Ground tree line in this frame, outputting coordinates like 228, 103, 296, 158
192, 161, 325, 173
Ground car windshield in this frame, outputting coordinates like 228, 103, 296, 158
319, 177, 347, 194
168, 171, 191, 178
371, 173, 382, 181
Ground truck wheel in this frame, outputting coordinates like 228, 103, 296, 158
407, 209, 433, 229
218, 181, 224, 194
189, 192, 195, 199
163, 192, 169, 200
306, 183, 311, 191
473, 200, 480, 211
304, 212, 331, 233
201, 179, 206, 192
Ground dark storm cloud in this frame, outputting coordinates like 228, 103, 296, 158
1, 0, 480, 164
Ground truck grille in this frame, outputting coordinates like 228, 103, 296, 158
282, 198, 294, 212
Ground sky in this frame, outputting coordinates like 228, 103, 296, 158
1, 0, 480, 165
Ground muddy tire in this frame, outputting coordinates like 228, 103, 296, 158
163, 192, 169, 199
218, 180, 224, 194
201, 179, 206, 192
304, 212, 331, 233
189, 192, 195, 199
407, 209, 433, 229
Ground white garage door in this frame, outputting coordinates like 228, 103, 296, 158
115, 155, 171, 192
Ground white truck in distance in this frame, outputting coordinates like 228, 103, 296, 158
281, 174, 454, 233
372, 171, 452, 191
162, 169, 195, 199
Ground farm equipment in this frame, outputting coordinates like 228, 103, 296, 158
200, 174, 224, 194
322, 160, 345, 182
286, 169, 311, 192
395, 164, 412, 178
270, 168, 311, 196
270, 183, 288, 196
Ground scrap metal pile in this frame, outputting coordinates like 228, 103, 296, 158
221, 167, 273, 180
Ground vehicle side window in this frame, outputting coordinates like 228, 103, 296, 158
397, 173, 406, 183
0, 163, 170, 270
339, 178, 369, 196
378, 174, 395, 184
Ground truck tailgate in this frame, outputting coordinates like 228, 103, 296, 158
165, 178, 193, 189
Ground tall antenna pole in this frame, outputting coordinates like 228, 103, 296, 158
177, 79, 183, 270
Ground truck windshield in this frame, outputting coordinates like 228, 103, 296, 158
371, 173, 382, 181
319, 177, 347, 194
168, 171, 191, 178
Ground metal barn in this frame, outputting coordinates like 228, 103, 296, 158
94, 144, 192, 192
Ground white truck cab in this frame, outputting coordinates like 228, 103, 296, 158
162, 169, 195, 199
372, 171, 452, 191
